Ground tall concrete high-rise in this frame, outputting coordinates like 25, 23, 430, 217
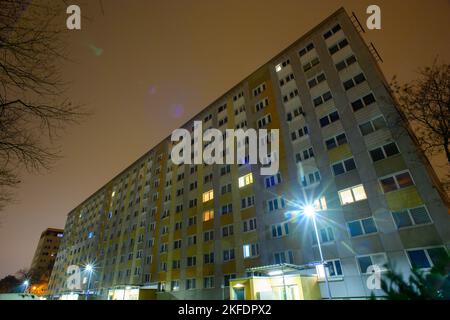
29, 228, 64, 295
48, 7, 450, 300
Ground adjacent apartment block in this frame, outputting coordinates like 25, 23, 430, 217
29, 228, 64, 295
48, 7, 450, 300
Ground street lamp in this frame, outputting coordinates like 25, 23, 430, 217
299, 205, 333, 300
84, 264, 94, 301
23, 280, 30, 293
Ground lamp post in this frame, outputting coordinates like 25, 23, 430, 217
84, 264, 93, 301
23, 280, 30, 294
302, 205, 333, 300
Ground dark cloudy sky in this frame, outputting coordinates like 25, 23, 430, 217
1, 0, 449, 278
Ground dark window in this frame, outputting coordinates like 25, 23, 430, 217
363, 93, 376, 105
332, 163, 345, 176
336, 61, 346, 71
351, 99, 364, 111
344, 79, 355, 90
344, 158, 356, 171
332, 24, 341, 33
329, 111, 340, 122
380, 177, 397, 193
320, 116, 330, 127
323, 91, 332, 101
336, 133, 347, 145
407, 250, 430, 269
354, 73, 366, 84
348, 221, 363, 237
359, 122, 374, 136
384, 143, 400, 157
329, 45, 339, 55
370, 148, 385, 162
325, 138, 337, 150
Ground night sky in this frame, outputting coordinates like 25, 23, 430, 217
1, 0, 449, 278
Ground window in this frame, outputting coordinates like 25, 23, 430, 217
323, 24, 341, 39
222, 225, 234, 237
326, 259, 343, 277
187, 256, 197, 267
308, 72, 326, 89
274, 251, 294, 264
279, 73, 295, 87
357, 253, 387, 274
348, 217, 377, 237
243, 244, 259, 258
271, 222, 289, 238
243, 218, 257, 232
319, 110, 340, 128
369, 142, 400, 162
253, 83, 266, 97
223, 249, 235, 262
257, 114, 272, 128
189, 198, 197, 208
202, 190, 214, 202
241, 195, 255, 209
328, 38, 349, 55
296, 147, 314, 163
187, 235, 197, 246
204, 252, 214, 264
331, 158, 356, 176
188, 216, 197, 226
313, 91, 333, 107
325, 133, 347, 150
221, 166, 231, 177
379, 171, 414, 193
265, 173, 282, 188
173, 239, 182, 249
300, 170, 321, 187
359, 116, 387, 136
406, 247, 448, 269
238, 173, 254, 188
291, 125, 309, 141
204, 276, 215, 289
391, 206, 432, 229
335, 55, 357, 71
343, 73, 366, 90
224, 274, 237, 287
221, 183, 232, 195
283, 89, 299, 103
299, 42, 315, 56
186, 278, 196, 290
302, 56, 320, 72
203, 210, 214, 222
255, 98, 269, 112
172, 260, 180, 269
275, 58, 290, 72
203, 230, 214, 242
221, 203, 233, 215
351, 93, 376, 112
287, 106, 304, 123
267, 197, 286, 212
313, 196, 328, 211
171, 280, 180, 291
338, 184, 367, 205
312, 227, 335, 244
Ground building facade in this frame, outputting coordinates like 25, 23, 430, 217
29, 228, 64, 295
48, 8, 450, 300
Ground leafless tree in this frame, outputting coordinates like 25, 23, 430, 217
392, 60, 450, 190
0, 0, 86, 210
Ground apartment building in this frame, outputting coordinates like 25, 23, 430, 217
48, 7, 450, 300
29, 228, 64, 295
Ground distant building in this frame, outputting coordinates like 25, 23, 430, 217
48, 7, 449, 300
29, 228, 64, 295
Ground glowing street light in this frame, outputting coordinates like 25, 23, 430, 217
23, 280, 30, 293
84, 264, 94, 301
291, 204, 333, 300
